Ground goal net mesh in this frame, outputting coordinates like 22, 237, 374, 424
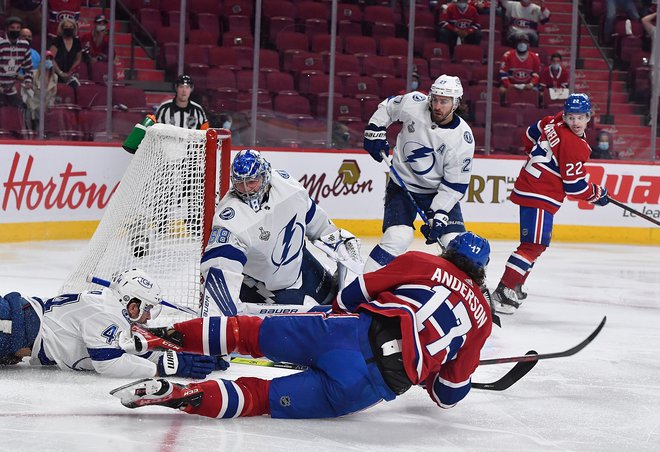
60, 124, 224, 319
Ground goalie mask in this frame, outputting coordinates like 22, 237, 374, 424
231, 149, 272, 212
111, 268, 162, 323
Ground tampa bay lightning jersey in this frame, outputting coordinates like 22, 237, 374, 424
201, 170, 337, 303
25, 290, 159, 377
368, 92, 475, 214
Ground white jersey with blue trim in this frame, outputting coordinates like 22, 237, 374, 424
202, 170, 337, 300
25, 290, 158, 378
368, 92, 475, 214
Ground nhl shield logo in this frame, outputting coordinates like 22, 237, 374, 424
280, 396, 291, 407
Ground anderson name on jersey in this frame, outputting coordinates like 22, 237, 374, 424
368, 92, 475, 215
201, 170, 338, 307
334, 251, 492, 408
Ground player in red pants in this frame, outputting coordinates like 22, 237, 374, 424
492, 93, 609, 314
111, 232, 494, 419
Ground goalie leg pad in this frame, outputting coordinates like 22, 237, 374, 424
201, 267, 243, 317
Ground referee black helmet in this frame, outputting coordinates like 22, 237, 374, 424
174, 74, 194, 89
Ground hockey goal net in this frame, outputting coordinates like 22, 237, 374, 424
60, 124, 231, 318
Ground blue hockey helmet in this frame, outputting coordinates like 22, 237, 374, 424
446, 232, 491, 268
563, 93, 591, 115
230, 149, 272, 212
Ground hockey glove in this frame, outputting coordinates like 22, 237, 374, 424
157, 350, 216, 379
215, 356, 230, 371
314, 229, 364, 275
420, 211, 449, 245
363, 123, 389, 162
587, 184, 609, 206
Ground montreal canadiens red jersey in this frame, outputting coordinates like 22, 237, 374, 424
511, 113, 595, 214
499, 50, 541, 87
334, 251, 492, 408
438, 3, 481, 33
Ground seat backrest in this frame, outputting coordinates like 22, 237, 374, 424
342, 75, 380, 98
77, 84, 108, 108
296, 1, 328, 21
378, 37, 408, 57
275, 31, 309, 52
112, 86, 147, 109
344, 35, 377, 55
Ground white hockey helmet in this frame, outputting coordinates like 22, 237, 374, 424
111, 268, 162, 322
429, 74, 463, 110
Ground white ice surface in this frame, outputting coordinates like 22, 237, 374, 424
0, 238, 659, 452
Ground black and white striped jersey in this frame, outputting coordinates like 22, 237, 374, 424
154, 98, 209, 130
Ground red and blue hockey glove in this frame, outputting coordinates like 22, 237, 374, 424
363, 123, 389, 162
587, 184, 609, 206
157, 350, 217, 379
420, 211, 449, 245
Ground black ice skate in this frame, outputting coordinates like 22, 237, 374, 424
513, 284, 528, 300
492, 282, 522, 315
110, 378, 203, 410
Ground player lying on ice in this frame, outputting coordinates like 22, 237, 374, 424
0, 268, 226, 378
111, 232, 494, 419
199, 149, 363, 318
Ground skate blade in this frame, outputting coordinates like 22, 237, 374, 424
110, 378, 164, 409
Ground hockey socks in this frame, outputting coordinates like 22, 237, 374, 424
170, 316, 264, 357
185, 377, 270, 418
501, 243, 546, 289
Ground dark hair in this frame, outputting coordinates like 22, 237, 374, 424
551, 52, 562, 60
442, 248, 487, 287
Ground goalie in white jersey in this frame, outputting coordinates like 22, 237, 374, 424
200, 149, 363, 317
0, 269, 224, 378
363, 74, 476, 272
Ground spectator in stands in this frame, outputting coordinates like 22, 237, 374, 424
332, 122, 351, 149
155, 74, 209, 130
19, 27, 40, 70
398, 72, 427, 94
49, 17, 82, 87
641, 11, 656, 62
471, 0, 491, 15
81, 14, 109, 66
498, 34, 541, 96
539, 52, 569, 104
603, 0, 640, 46
0, 16, 33, 107
500, 0, 551, 47
22, 50, 58, 130
437, 0, 482, 58
592, 131, 615, 159
6, 0, 42, 33
46, 0, 81, 39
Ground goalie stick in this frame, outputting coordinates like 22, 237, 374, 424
606, 197, 660, 227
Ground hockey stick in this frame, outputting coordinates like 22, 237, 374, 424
86, 275, 199, 316
478, 316, 606, 365
607, 197, 660, 227
230, 353, 538, 392
472, 351, 538, 391
379, 151, 434, 230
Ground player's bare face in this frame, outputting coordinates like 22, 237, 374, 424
127, 300, 151, 324
235, 178, 262, 196
175, 84, 192, 105
564, 113, 590, 136
430, 95, 454, 125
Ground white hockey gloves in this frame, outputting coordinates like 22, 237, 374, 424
313, 229, 364, 275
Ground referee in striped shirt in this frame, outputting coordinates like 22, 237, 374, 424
155, 74, 209, 130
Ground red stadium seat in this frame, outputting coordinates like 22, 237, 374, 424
453, 45, 483, 66
265, 71, 296, 95
273, 93, 313, 119
112, 86, 147, 109
342, 75, 380, 99
208, 47, 240, 70
344, 35, 377, 56
77, 84, 108, 109
194, 13, 221, 43
379, 77, 406, 97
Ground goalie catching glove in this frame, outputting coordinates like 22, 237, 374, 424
157, 350, 226, 379
313, 229, 364, 275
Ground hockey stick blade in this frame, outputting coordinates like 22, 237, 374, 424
479, 316, 607, 366
472, 351, 538, 391
607, 197, 660, 227
230, 356, 308, 371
